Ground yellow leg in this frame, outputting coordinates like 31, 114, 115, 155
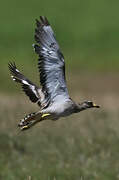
41, 113, 51, 118
21, 125, 29, 131
20, 113, 51, 131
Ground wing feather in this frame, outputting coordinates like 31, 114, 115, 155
8, 62, 43, 105
34, 16, 69, 103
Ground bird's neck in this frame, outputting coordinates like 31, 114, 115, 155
75, 103, 89, 112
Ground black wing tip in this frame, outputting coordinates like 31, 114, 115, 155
8, 61, 21, 79
8, 61, 17, 73
36, 16, 50, 27
8, 61, 16, 69
34, 16, 51, 44
33, 44, 40, 54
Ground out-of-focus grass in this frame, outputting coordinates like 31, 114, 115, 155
0, 0, 119, 92
0, 76, 119, 179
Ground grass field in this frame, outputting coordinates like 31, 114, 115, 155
1, 75, 119, 180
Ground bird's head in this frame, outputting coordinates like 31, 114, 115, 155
82, 101, 100, 109
78, 100, 100, 111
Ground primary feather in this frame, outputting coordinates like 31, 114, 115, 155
34, 16, 69, 104
8, 62, 44, 106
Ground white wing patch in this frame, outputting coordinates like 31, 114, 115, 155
8, 62, 45, 105
22, 80, 29, 85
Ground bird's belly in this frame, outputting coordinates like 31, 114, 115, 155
60, 109, 73, 117
51, 105, 73, 117
49, 110, 72, 121
42, 100, 74, 119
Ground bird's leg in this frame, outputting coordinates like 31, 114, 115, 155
18, 112, 42, 130
41, 113, 51, 118
20, 118, 41, 131
18, 112, 51, 131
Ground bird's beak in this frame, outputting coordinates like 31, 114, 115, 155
93, 103, 100, 108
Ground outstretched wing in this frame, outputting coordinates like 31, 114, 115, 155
34, 16, 69, 103
8, 62, 44, 106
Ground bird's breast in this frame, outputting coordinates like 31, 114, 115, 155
45, 100, 75, 117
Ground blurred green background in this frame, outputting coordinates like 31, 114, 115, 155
0, 0, 119, 179
0, 0, 119, 92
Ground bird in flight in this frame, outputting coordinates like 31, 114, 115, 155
8, 16, 100, 131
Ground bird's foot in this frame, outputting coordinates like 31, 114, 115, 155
20, 120, 40, 131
